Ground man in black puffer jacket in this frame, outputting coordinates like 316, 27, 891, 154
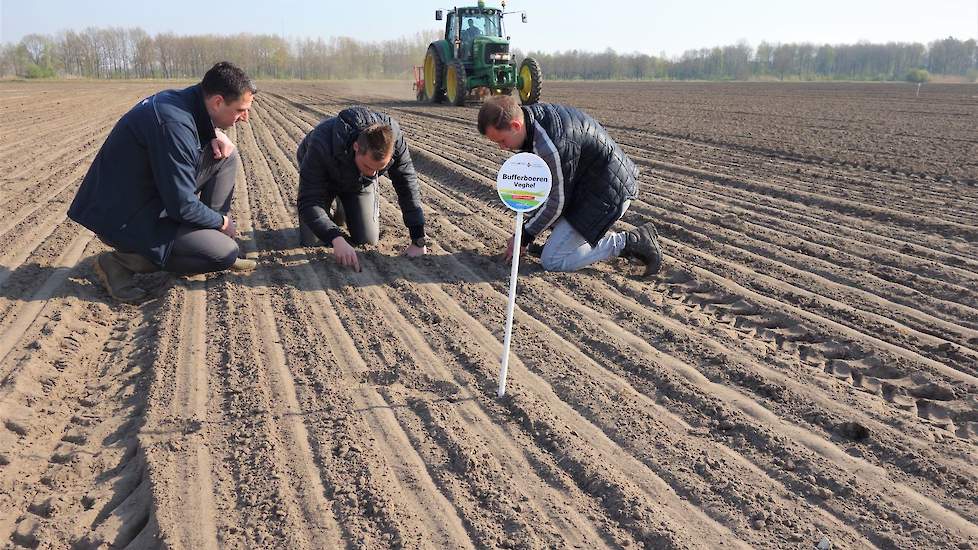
296, 107, 427, 272
478, 95, 662, 275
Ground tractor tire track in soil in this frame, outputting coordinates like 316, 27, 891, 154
0, 80, 975, 549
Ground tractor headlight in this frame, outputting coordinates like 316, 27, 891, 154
490, 52, 512, 61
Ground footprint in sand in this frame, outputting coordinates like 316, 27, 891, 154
27, 495, 65, 518
915, 400, 954, 429
12, 517, 40, 548
60, 335, 82, 354
61, 429, 88, 445
4, 418, 30, 437
834, 421, 870, 442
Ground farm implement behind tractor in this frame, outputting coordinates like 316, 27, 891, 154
414, 0, 542, 106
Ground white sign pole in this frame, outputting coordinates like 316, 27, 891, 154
494, 152, 551, 398
498, 211, 523, 398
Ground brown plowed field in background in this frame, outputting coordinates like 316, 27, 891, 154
0, 80, 976, 549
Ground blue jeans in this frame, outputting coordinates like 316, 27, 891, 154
538, 201, 630, 272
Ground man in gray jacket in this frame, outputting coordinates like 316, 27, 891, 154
478, 95, 662, 275
296, 107, 427, 272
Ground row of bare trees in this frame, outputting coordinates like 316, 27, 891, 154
526, 37, 977, 81
0, 27, 441, 79
1, 26, 975, 81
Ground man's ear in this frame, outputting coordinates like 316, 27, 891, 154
205, 94, 224, 111
510, 119, 523, 132
352, 141, 360, 155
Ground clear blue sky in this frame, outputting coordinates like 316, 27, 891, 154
1, 0, 975, 57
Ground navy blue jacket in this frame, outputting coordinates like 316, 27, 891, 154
520, 103, 638, 246
296, 107, 425, 245
68, 84, 223, 267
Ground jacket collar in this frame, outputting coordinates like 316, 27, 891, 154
188, 84, 217, 146
519, 106, 535, 153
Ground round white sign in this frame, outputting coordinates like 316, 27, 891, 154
495, 152, 552, 213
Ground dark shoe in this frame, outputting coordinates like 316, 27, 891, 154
298, 198, 344, 247
329, 198, 346, 228
298, 219, 320, 247
527, 242, 544, 258
94, 252, 147, 303
112, 251, 159, 274
621, 223, 663, 276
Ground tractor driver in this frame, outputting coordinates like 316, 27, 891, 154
461, 18, 482, 58
477, 95, 663, 275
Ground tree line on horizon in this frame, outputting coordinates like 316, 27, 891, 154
1, 27, 975, 82
535, 38, 974, 82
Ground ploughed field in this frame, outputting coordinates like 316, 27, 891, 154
0, 79, 976, 549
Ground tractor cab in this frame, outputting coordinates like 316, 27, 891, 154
450, 7, 504, 64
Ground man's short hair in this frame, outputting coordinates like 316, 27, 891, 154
356, 123, 395, 161
201, 61, 257, 102
477, 95, 524, 135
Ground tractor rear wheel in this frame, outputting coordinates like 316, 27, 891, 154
424, 46, 445, 103
446, 60, 467, 106
518, 57, 543, 105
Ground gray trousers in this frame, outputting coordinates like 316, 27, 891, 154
299, 181, 381, 247
162, 150, 240, 274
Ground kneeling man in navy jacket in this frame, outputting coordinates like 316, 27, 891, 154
69, 61, 257, 303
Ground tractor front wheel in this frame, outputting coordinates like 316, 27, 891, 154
518, 57, 543, 105
424, 46, 445, 103
446, 61, 467, 106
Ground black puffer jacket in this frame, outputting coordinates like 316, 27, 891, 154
296, 107, 424, 244
522, 103, 638, 246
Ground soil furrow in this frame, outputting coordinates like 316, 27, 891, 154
4, 80, 977, 550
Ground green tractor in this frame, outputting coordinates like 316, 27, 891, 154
417, 0, 542, 106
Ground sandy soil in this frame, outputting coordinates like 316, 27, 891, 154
0, 79, 976, 549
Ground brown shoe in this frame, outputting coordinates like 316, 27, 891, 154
230, 257, 257, 272
112, 251, 159, 274
93, 252, 147, 303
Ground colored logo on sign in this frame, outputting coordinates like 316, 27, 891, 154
495, 152, 552, 213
